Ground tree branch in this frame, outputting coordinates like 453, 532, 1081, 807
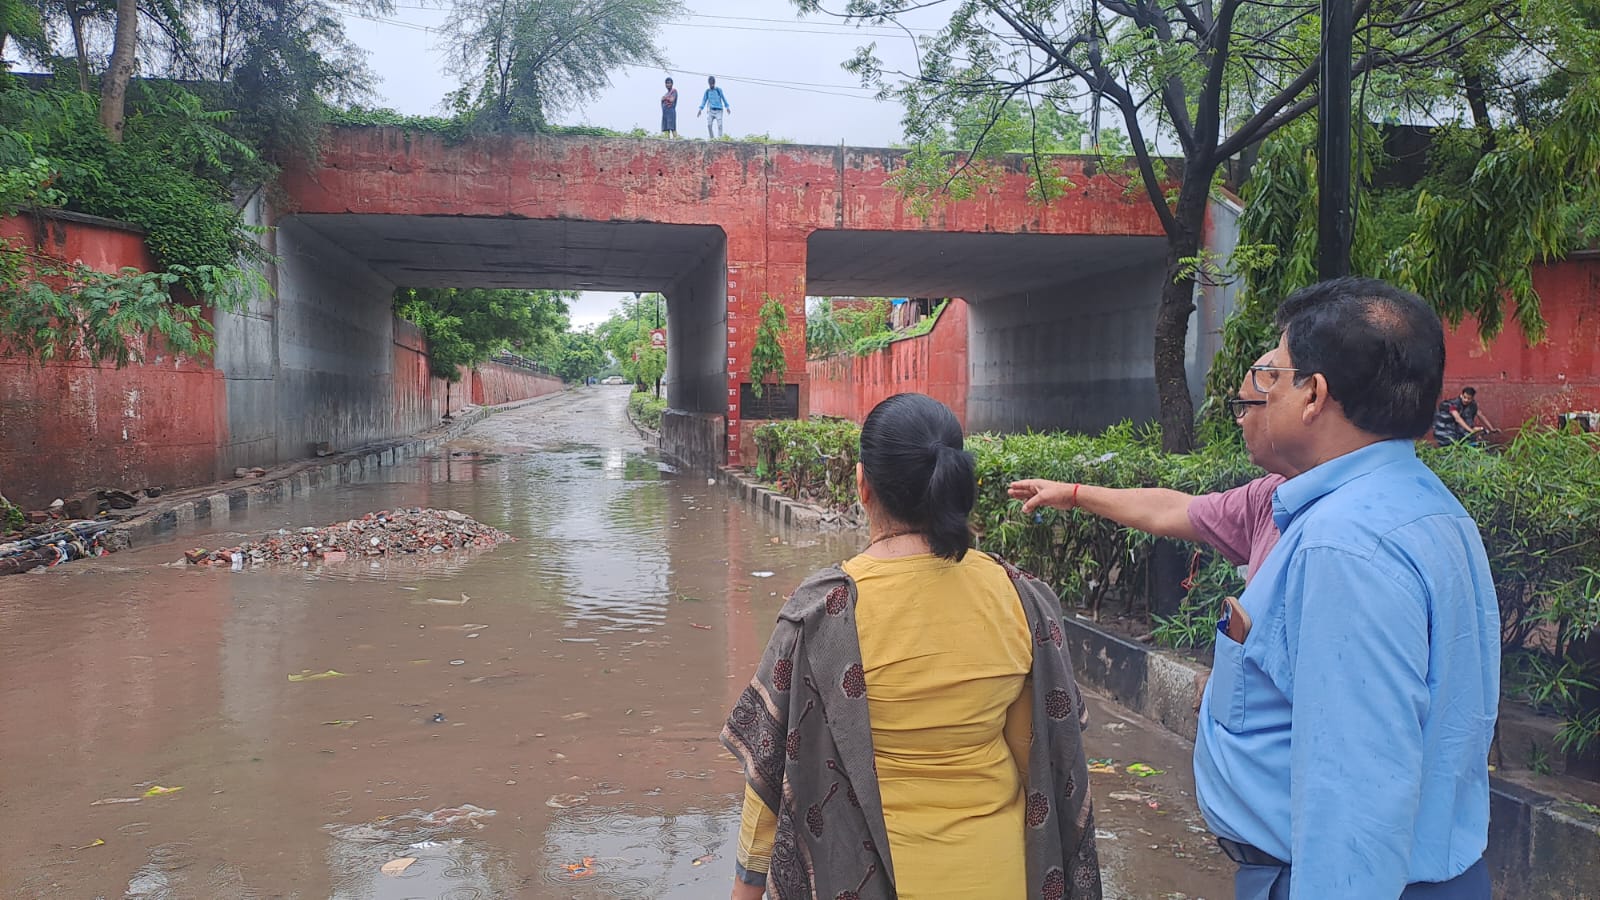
982, 0, 1179, 234
1194, 0, 1245, 159
1214, 0, 1371, 159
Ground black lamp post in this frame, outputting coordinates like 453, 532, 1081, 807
1318, 0, 1354, 279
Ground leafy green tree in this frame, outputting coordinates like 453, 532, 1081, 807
7, 1, 114, 91
800, 0, 1582, 451
0, 1, 48, 70
437, 0, 681, 132
749, 295, 790, 399
395, 287, 573, 380
1204, 13, 1600, 422
806, 297, 890, 359
548, 329, 606, 382
147, 0, 383, 163
593, 293, 669, 394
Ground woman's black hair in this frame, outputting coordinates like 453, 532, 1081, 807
859, 393, 975, 561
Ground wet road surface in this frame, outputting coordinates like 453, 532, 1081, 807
0, 387, 1230, 899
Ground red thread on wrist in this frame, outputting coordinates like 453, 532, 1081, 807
1071, 483, 1082, 509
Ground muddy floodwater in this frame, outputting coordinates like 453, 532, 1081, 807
0, 389, 1231, 899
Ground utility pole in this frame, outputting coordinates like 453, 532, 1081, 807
1317, 0, 1354, 279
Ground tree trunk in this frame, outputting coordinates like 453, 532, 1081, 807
98, 0, 139, 142
68, 5, 90, 92
1462, 68, 1496, 155
1154, 251, 1199, 453
1153, 178, 1211, 454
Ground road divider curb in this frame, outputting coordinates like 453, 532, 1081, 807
714, 468, 864, 533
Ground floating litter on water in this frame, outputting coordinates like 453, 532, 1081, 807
289, 670, 348, 682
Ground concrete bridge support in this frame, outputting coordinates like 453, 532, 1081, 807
967, 260, 1169, 433
662, 233, 728, 469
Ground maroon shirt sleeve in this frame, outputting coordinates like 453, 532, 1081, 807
1186, 475, 1284, 567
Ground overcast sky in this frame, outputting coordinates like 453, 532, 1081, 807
340, 0, 949, 327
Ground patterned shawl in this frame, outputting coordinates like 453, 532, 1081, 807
721, 554, 1102, 900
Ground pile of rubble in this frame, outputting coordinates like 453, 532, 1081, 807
183, 508, 515, 567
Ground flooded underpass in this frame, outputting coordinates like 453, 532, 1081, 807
0, 388, 1231, 899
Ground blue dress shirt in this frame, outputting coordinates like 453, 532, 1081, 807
1194, 440, 1500, 898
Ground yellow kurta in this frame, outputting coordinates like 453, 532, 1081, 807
738, 551, 1034, 898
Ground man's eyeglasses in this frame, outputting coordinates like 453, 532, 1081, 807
1226, 397, 1267, 420
1248, 365, 1301, 394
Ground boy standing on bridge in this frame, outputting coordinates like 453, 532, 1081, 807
698, 76, 731, 139
661, 77, 678, 138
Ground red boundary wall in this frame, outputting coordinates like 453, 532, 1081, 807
1442, 258, 1600, 430
471, 362, 563, 407
806, 299, 970, 428
392, 318, 460, 428
0, 213, 227, 509
2, 214, 565, 511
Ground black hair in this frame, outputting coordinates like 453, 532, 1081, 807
1274, 277, 1445, 440
859, 393, 975, 561
1460, 386, 1476, 396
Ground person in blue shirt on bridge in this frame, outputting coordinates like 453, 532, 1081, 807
698, 75, 731, 139
1195, 277, 1499, 900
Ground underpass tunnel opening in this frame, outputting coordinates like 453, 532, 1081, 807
805, 230, 1173, 434
284, 214, 730, 419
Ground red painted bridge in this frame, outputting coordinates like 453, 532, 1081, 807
279, 127, 1174, 466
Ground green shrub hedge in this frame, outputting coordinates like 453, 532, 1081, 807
753, 417, 1600, 754
627, 391, 666, 431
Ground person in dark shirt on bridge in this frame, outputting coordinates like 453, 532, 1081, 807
698, 76, 731, 139
660, 77, 678, 138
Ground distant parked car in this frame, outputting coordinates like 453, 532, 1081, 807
601, 375, 626, 385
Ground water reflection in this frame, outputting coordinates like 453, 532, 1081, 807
540, 806, 737, 898
0, 390, 857, 897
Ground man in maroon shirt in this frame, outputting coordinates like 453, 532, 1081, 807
1009, 352, 1289, 704
1009, 351, 1286, 575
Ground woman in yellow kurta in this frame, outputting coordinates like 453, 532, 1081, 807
723, 393, 1100, 900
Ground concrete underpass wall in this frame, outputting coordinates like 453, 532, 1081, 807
968, 261, 1167, 433
214, 194, 279, 472
662, 236, 728, 469
272, 217, 415, 459
219, 212, 453, 470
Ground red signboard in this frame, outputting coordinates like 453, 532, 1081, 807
650, 328, 667, 349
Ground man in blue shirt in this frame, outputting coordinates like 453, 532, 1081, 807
1194, 277, 1499, 899
698, 75, 731, 139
